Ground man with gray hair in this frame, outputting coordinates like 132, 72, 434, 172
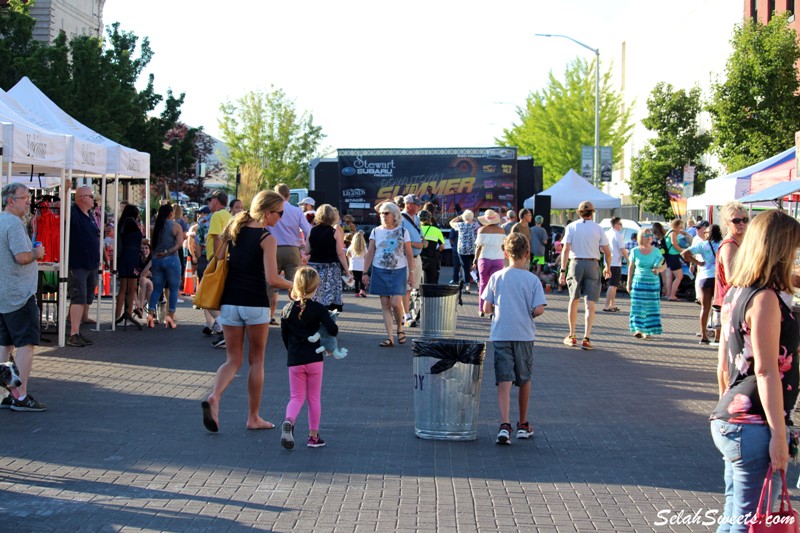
67, 186, 100, 347
501, 210, 517, 235
0, 183, 46, 411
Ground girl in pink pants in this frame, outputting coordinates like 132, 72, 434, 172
279, 267, 339, 449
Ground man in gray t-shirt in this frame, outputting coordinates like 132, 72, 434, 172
0, 183, 47, 412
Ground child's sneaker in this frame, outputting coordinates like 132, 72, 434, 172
516, 421, 534, 439
280, 419, 294, 449
307, 435, 326, 448
496, 423, 513, 445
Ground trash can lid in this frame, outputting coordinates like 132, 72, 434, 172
421, 284, 461, 298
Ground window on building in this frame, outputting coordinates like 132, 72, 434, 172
788, 0, 796, 20
751, 0, 758, 21
769, 0, 776, 20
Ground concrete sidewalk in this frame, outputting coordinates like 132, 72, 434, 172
0, 287, 773, 532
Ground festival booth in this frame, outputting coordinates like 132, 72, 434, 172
686, 147, 795, 214
523, 169, 622, 210
8, 77, 151, 343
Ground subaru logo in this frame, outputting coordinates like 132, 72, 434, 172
341, 166, 356, 176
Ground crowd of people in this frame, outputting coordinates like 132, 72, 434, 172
2, 181, 799, 527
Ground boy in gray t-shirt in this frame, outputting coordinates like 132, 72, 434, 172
481, 233, 546, 444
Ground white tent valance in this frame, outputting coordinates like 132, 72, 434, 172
523, 169, 621, 210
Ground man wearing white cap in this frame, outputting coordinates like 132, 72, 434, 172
298, 197, 316, 214
559, 201, 611, 351
401, 194, 425, 326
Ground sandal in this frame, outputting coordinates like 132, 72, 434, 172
397, 332, 407, 344
379, 338, 394, 348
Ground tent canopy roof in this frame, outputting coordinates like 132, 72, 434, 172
738, 180, 800, 204
524, 169, 621, 210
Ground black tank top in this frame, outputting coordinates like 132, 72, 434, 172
220, 226, 270, 308
309, 225, 339, 264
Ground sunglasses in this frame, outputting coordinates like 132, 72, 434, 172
380, 212, 392, 216
642, 233, 653, 237
275, 210, 284, 218
730, 217, 749, 224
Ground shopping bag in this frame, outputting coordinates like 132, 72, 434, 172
749, 466, 800, 532
193, 241, 229, 311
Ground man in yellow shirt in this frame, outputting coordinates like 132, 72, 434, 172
204, 190, 232, 348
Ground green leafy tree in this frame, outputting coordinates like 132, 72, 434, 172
0, 0, 41, 89
630, 83, 715, 218
499, 57, 633, 188
218, 87, 326, 190
708, 12, 800, 171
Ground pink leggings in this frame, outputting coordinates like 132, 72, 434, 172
478, 258, 505, 312
285, 361, 323, 431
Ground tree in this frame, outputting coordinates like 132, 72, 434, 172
218, 87, 326, 190
0, 0, 41, 89
499, 58, 633, 189
629, 83, 715, 218
708, 12, 800, 171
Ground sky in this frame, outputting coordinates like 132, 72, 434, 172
102, 0, 743, 156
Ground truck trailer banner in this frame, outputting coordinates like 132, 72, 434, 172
337, 148, 518, 216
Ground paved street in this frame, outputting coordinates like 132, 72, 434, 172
0, 285, 779, 532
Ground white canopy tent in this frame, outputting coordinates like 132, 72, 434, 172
7, 77, 152, 343
523, 169, 622, 210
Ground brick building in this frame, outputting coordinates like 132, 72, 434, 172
745, 0, 800, 32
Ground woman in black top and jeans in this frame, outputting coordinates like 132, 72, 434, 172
201, 191, 293, 433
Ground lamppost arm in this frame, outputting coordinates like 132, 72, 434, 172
534, 33, 598, 56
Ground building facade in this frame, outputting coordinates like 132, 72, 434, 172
29, 0, 105, 43
745, 0, 799, 32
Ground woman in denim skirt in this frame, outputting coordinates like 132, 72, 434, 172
709, 210, 800, 532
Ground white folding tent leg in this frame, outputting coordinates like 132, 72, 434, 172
94, 176, 106, 331
59, 170, 72, 348
145, 175, 150, 239
110, 175, 121, 331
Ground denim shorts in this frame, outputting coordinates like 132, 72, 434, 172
493, 340, 534, 386
218, 305, 270, 327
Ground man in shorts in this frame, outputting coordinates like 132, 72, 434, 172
529, 215, 549, 274
401, 194, 425, 326
558, 201, 611, 350
0, 184, 47, 411
205, 190, 231, 348
270, 184, 312, 325
68, 186, 101, 347
482, 233, 546, 444
602, 217, 628, 313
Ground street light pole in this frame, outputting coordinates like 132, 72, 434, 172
535, 33, 601, 187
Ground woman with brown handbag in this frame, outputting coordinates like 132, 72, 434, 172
201, 191, 293, 433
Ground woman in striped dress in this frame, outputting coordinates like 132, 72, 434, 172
625, 229, 667, 338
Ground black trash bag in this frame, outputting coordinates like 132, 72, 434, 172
412, 339, 486, 374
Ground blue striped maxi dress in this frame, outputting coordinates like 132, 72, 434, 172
629, 247, 663, 335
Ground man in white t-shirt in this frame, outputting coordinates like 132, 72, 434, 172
602, 217, 628, 314
558, 201, 611, 350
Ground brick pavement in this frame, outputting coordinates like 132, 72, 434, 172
0, 286, 788, 532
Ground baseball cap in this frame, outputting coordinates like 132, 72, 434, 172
197, 205, 211, 215
299, 197, 316, 207
403, 194, 422, 205
696, 220, 710, 228
578, 200, 595, 213
205, 189, 228, 206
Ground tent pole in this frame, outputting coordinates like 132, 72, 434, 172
95, 176, 106, 331
59, 169, 73, 348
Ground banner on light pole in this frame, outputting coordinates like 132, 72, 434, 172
580, 146, 593, 181
600, 146, 612, 182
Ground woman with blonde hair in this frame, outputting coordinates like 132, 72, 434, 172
362, 201, 414, 347
347, 231, 368, 297
626, 227, 667, 339
710, 210, 800, 529
201, 190, 293, 433
663, 218, 691, 301
308, 204, 353, 312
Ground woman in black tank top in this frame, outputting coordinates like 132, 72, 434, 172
201, 191, 294, 434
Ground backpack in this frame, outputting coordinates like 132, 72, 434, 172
660, 230, 673, 254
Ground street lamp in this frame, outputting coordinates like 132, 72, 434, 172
535, 33, 600, 187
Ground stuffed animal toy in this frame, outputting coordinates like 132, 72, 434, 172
308, 310, 347, 359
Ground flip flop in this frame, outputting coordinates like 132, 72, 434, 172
397, 332, 407, 344
201, 400, 219, 433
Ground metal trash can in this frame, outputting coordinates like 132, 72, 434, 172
420, 284, 462, 339
412, 339, 486, 440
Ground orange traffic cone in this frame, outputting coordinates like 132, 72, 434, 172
183, 256, 196, 295
103, 269, 111, 296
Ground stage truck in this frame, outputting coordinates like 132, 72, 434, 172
308, 147, 540, 227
